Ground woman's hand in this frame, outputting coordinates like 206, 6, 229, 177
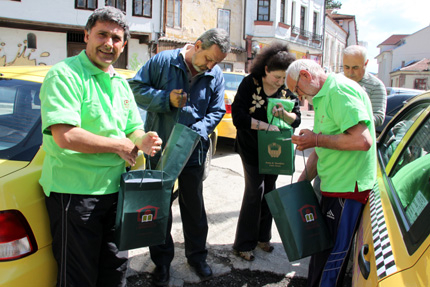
265, 122, 280, 132
271, 103, 285, 118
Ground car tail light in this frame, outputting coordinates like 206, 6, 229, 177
224, 98, 232, 114
0, 210, 38, 261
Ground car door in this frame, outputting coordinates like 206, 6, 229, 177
352, 94, 430, 286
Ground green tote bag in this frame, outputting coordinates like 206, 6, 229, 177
265, 181, 333, 262
258, 128, 294, 175
115, 169, 174, 251
155, 123, 200, 180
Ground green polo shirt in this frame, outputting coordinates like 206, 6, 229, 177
39, 51, 143, 196
313, 73, 377, 193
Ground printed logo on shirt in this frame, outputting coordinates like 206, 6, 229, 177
124, 99, 130, 110
326, 209, 335, 220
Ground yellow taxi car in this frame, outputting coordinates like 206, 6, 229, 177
217, 71, 246, 139
0, 65, 151, 286
352, 90, 430, 286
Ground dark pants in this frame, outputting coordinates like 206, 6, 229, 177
233, 161, 278, 252
45, 192, 127, 287
150, 165, 208, 266
306, 196, 363, 287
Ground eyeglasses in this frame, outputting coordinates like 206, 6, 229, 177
292, 74, 301, 97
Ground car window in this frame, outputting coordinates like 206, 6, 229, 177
223, 73, 245, 91
379, 103, 427, 166
0, 79, 42, 159
385, 112, 430, 254
390, 116, 430, 221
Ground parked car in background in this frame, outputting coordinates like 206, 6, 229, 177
376, 88, 423, 135
352, 90, 430, 286
216, 71, 246, 139
386, 87, 422, 96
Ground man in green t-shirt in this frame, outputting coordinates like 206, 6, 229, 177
39, 7, 162, 286
288, 59, 377, 287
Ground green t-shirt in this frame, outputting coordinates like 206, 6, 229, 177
313, 73, 377, 193
39, 51, 144, 196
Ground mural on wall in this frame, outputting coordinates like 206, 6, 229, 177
0, 39, 50, 66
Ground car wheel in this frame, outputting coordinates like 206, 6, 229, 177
202, 138, 213, 181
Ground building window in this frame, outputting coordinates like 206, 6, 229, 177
167, 0, 181, 28
106, 0, 126, 12
133, 0, 151, 17
313, 12, 318, 34
218, 62, 233, 72
414, 78, 427, 90
218, 9, 230, 34
280, 0, 285, 23
27, 33, 37, 49
76, 0, 97, 10
300, 6, 306, 31
257, 0, 270, 21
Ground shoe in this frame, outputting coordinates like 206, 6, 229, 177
188, 260, 213, 279
258, 241, 274, 253
233, 249, 255, 261
152, 265, 170, 286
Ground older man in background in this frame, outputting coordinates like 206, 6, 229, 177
343, 45, 387, 127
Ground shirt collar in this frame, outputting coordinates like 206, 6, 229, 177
78, 50, 117, 77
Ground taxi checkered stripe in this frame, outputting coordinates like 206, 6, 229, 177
369, 184, 397, 279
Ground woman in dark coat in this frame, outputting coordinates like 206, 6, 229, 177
232, 42, 301, 261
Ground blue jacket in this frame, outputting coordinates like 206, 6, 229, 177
129, 48, 226, 167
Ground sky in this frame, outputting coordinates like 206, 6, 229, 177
337, 0, 430, 74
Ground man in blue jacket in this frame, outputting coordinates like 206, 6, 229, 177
129, 28, 230, 286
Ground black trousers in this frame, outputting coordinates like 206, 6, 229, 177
233, 161, 278, 252
45, 192, 127, 287
149, 165, 208, 266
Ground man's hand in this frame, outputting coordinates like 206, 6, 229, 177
117, 137, 139, 166
170, 89, 187, 108
292, 129, 317, 151
134, 131, 163, 157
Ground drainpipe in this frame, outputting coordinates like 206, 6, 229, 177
321, 0, 327, 69
157, 0, 165, 54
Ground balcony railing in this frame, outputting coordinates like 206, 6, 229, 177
291, 25, 311, 39
291, 25, 322, 48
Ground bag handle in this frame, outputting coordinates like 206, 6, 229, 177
175, 92, 204, 166
291, 148, 308, 185
174, 92, 187, 123
265, 115, 284, 134
140, 148, 164, 186
266, 104, 289, 134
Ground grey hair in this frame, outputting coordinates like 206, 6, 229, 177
286, 59, 323, 80
196, 28, 231, 54
343, 45, 367, 60
85, 6, 130, 42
